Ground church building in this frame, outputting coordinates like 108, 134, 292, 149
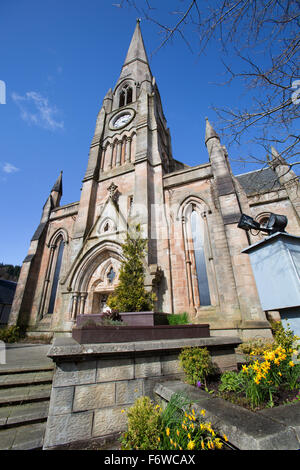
9, 22, 300, 340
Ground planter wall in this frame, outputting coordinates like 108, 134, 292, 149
43, 335, 241, 449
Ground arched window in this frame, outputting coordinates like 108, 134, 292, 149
119, 84, 133, 107
190, 208, 211, 306
181, 200, 216, 310
48, 237, 65, 314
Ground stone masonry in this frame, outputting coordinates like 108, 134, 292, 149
9, 21, 300, 340
43, 336, 241, 449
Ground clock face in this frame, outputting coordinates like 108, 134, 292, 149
109, 110, 135, 131
113, 113, 131, 129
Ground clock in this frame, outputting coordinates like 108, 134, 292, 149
109, 109, 135, 130
113, 114, 131, 128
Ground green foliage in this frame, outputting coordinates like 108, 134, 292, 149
167, 312, 189, 325
120, 396, 161, 450
270, 320, 300, 351
120, 394, 227, 450
237, 338, 274, 357
101, 309, 124, 325
107, 225, 156, 313
179, 347, 215, 387
0, 325, 22, 343
218, 371, 247, 394
0, 263, 21, 280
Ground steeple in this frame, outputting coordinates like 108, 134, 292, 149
123, 20, 150, 68
116, 20, 152, 92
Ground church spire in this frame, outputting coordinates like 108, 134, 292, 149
123, 19, 150, 69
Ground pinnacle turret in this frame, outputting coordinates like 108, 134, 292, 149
205, 118, 220, 146
51, 170, 63, 195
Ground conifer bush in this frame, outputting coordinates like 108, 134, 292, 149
107, 224, 156, 313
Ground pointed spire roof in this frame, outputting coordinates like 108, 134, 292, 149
205, 118, 220, 145
123, 20, 149, 68
51, 170, 63, 195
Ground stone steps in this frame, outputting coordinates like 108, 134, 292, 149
0, 365, 54, 450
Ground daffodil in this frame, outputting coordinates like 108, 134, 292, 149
187, 440, 195, 450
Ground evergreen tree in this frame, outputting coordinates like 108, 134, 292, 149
107, 224, 155, 312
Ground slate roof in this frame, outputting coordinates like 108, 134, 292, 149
235, 167, 281, 195
0, 279, 17, 305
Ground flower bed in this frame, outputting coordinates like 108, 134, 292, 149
120, 395, 230, 451
178, 322, 300, 410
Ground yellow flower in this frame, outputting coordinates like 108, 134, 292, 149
200, 409, 206, 417
166, 427, 170, 436
201, 439, 205, 450
170, 438, 173, 445
187, 440, 195, 450
289, 361, 295, 367
223, 434, 228, 442
242, 365, 248, 372
188, 433, 191, 439
121, 409, 125, 413
176, 429, 180, 437
192, 409, 195, 415
214, 438, 223, 449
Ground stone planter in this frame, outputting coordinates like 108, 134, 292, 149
76, 312, 170, 327
72, 323, 210, 344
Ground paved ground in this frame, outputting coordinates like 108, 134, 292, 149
0, 343, 53, 372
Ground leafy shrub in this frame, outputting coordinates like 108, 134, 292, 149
270, 320, 300, 351
237, 338, 274, 357
0, 325, 22, 343
179, 347, 215, 387
167, 312, 189, 325
121, 394, 227, 450
120, 396, 162, 450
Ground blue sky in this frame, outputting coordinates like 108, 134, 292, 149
0, 0, 282, 266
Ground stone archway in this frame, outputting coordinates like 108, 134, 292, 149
69, 241, 123, 320
85, 258, 121, 313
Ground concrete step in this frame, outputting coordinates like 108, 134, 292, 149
0, 364, 54, 375
0, 421, 46, 450
0, 383, 52, 406
0, 400, 50, 427
0, 370, 53, 388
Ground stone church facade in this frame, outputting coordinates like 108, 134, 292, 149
9, 22, 300, 340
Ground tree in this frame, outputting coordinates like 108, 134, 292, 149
116, 1, 300, 179
107, 224, 156, 312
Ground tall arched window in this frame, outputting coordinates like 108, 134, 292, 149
181, 200, 216, 311
190, 208, 211, 306
48, 237, 65, 314
119, 84, 133, 107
